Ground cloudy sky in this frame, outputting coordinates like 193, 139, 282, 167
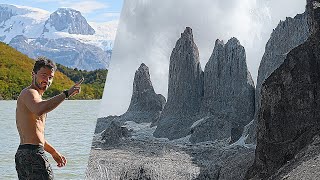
100, 0, 306, 117
1, 0, 123, 22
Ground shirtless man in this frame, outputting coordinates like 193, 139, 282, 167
15, 57, 83, 179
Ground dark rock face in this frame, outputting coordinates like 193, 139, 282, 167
194, 38, 255, 144
9, 36, 110, 70
247, 1, 320, 178
153, 27, 204, 139
246, 11, 310, 144
121, 63, 166, 124
268, 135, 320, 180
44, 8, 95, 35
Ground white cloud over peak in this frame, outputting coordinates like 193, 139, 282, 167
61, 1, 109, 13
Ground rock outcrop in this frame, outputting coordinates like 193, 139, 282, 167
246, 1, 320, 178
153, 27, 204, 140
246, 10, 310, 144
191, 38, 255, 143
101, 120, 130, 145
44, 8, 95, 35
94, 63, 165, 135
94, 116, 119, 134
121, 63, 166, 124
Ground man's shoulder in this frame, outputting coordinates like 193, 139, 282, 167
19, 87, 39, 100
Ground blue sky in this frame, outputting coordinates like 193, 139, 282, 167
1, 0, 123, 22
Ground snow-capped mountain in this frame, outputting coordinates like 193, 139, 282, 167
44, 8, 95, 35
0, 4, 117, 70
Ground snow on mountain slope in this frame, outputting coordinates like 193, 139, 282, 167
42, 20, 118, 51
0, 4, 50, 42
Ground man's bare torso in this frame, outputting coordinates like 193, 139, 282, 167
16, 87, 46, 145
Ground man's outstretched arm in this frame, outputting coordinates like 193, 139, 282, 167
23, 89, 66, 116
44, 140, 67, 167
23, 79, 83, 116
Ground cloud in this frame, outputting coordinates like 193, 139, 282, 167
99, 0, 306, 117
33, 0, 61, 2
60, 1, 109, 13
102, 12, 120, 18
32, 0, 109, 13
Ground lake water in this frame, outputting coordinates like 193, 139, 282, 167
0, 100, 100, 180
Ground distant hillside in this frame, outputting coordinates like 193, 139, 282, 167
0, 42, 106, 100
56, 64, 108, 99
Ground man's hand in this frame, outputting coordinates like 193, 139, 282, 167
52, 151, 67, 167
68, 77, 84, 97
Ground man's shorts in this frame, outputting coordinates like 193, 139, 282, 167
15, 144, 54, 180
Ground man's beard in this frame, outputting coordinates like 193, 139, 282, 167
34, 77, 51, 91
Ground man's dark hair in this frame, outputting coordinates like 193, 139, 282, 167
33, 57, 57, 73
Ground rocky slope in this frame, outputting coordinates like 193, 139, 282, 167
246, 0, 320, 178
88, 127, 255, 180
245, 10, 310, 144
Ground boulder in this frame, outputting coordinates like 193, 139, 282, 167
101, 120, 130, 145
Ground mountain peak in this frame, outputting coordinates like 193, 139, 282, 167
226, 37, 240, 46
180, 27, 193, 40
214, 39, 224, 46
44, 8, 95, 35
138, 63, 147, 69
55, 8, 80, 17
